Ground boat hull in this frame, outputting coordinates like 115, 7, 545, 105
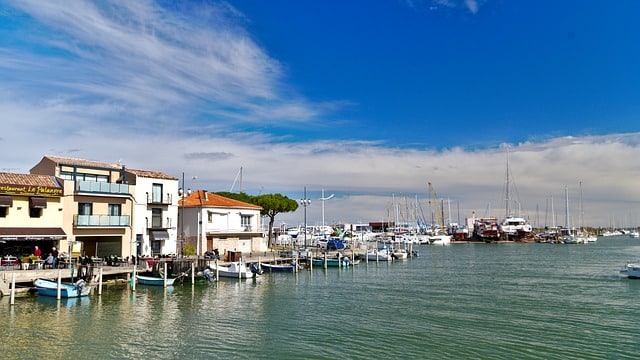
34, 278, 91, 298
260, 263, 298, 272
621, 264, 640, 279
137, 275, 176, 286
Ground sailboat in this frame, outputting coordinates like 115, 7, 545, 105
577, 181, 597, 243
560, 185, 586, 244
499, 147, 533, 241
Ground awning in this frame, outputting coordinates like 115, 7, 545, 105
0, 195, 12, 207
0, 227, 66, 241
150, 230, 169, 241
29, 197, 47, 209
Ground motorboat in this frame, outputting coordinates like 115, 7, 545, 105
34, 278, 91, 298
136, 274, 177, 286
210, 261, 262, 279
620, 263, 640, 279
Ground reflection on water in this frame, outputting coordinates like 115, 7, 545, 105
1, 237, 640, 359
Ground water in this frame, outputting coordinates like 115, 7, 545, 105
2, 237, 639, 359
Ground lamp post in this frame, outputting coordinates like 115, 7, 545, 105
299, 187, 311, 248
320, 189, 334, 229
178, 173, 192, 258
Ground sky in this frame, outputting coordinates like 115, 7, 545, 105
1, 0, 640, 229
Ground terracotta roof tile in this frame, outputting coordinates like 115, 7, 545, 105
44, 155, 122, 169
0, 172, 62, 188
180, 190, 262, 210
127, 168, 178, 181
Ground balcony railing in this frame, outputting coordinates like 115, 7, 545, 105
75, 180, 129, 195
147, 217, 172, 229
74, 214, 130, 227
147, 193, 173, 205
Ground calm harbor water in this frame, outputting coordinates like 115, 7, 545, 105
2, 236, 639, 359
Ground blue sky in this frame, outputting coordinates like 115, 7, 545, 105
1, 0, 640, 228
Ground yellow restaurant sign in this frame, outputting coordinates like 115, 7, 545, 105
0, 183, 63, 197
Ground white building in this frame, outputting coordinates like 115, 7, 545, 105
179, 190, 266, 259
126, 168, 179, 257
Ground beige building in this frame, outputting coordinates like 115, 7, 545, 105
0, 172, 66, 257
30, 155, 134, 258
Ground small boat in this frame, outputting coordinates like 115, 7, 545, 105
210, 261, 262, 279
310, 256, 354, 267
429, 234, 452, 246
34, 278, 91, 298
137, 275, 177, 286
363, 248, 395, 261
260, 262, 300, 273
620, 263, 640, 279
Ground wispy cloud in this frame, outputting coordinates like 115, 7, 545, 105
1, 0, 323, 133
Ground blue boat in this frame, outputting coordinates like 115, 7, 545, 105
34, 278, 91, 298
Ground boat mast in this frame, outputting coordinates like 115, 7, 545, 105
504, 147, 510, 218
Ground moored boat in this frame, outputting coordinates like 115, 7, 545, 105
137, 274, 177, 286
310, 255, 355, 267
209, 261, 262, 279
260, 262, 301, 273
34, 278, 91, 298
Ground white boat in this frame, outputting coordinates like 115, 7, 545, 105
363, 247, 394, 261
499, 216, 533, 239
429, 234, 451, 246
209, 261, 262, 279
629, 231, 639, 238
620, 263, 640, 279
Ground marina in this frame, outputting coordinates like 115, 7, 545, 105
1, 236, 639, 359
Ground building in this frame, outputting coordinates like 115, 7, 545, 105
126, 168, 179, 257
179, 190, 267, 258
30, 155, 134, 258
0, 172, 66, 257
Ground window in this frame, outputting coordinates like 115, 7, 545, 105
29, 207, 42, 218
151, 208, 162, 228
0, 207, 7, 217
108, 204, 121, 216
152, 183, 163, 203
241, 215, 252, 229
78, 203, 93, 215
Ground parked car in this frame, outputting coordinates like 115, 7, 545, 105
327, 238, 345, 250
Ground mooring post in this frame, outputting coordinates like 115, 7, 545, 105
10, 272, 16, 305
57, 270, 62, 300
98, 267, 103, 295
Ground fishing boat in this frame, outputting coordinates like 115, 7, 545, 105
620, 263, 640, 279
473, 217, 501, 242
136, 274, 177, 286
210, 261, 262, 279
34, 278, 91, 298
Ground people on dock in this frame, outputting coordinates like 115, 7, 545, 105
51, 247, 58, 268
44, 253, 54, 269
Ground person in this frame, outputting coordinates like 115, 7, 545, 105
34, 246, 42, 258
44, 253, 54, 269
51, 247, 59, 268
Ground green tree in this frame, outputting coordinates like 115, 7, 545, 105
253, 194, 299, 247
214, 192, 299, 248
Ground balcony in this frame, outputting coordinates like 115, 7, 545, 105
75, 180, 129, 196
147, 217, 172, 230
146, 193, 173, 205
74, 214, 130, 227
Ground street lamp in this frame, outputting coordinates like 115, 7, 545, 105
299, 187, 311, 248
178, 172, 192, 257
320, 189, 334, 229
